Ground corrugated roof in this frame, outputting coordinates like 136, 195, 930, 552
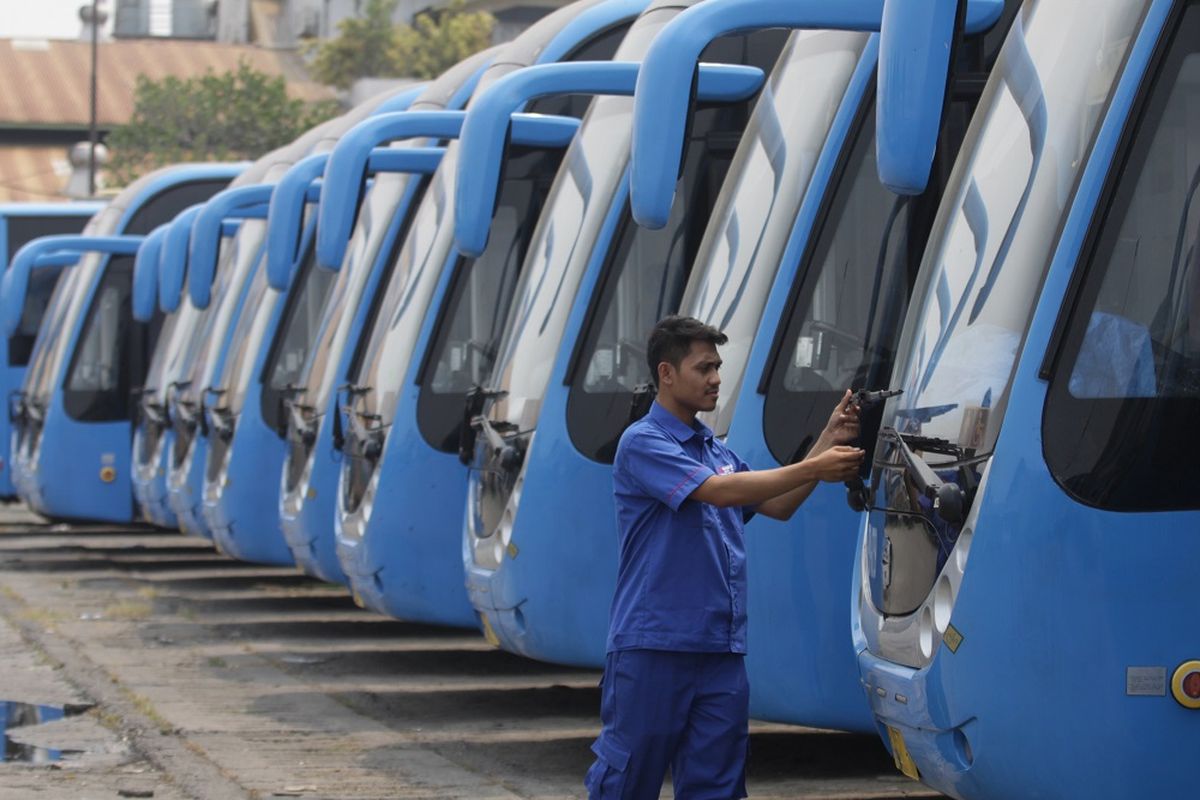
0, 37, 334, 128
0, 144, 74, 202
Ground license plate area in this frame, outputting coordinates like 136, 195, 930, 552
886, 725, 921, 780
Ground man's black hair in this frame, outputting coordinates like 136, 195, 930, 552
646, 315, 728, 387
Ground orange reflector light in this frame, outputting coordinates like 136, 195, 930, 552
1172, 661, 1200, 709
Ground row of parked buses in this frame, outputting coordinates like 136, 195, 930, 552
1, 0, 1195, 796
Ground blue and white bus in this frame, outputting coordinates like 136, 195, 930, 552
202, 55, 489, 574
313, 0, 642, 621
1, 201, 104, 499
8, 165, 240, 522
853, 0, 1200, 795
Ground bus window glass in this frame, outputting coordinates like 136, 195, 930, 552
1045, 5, 1200, 510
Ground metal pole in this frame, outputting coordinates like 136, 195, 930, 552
88, 0, 99, 197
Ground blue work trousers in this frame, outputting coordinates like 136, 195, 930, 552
585, 649, 749, 799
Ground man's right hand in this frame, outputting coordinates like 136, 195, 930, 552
805, 445, 864, 483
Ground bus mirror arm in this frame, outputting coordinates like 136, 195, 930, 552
454, 60, 765, 258
159, 204, 204, 314
317, 111, 468, 271
188, 183, 276, 310
2, 234, 145, 337
133, 225, 170, 323
629, 0, 1006, 229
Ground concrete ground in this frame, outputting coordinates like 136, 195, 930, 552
0, 505, 941, 800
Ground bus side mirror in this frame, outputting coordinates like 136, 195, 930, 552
453, 60, 763, 258
133, 225, 169, 322
629, 0, 1005, 228
317, 110, 467, 271
159, 204, 203, 313
2, 235, 144, 336
188, 183, 274, 309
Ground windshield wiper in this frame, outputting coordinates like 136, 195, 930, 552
333, 383, 379, 453
878, 426, 971, 525
845, 389, 903, 511
329, 384, 372, 453
458, 385, 508, 466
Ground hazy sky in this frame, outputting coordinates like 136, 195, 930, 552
1, 0, 117, 40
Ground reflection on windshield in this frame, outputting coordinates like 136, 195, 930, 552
887, 0, 1146, 453
684, 31, 868, 436
351, 145, 457, 425
302, 172, 419, 414
1045, 21, 1200, 512
178, 222, 266, 401
484, 14, 674, 433
219, 266, 274, 414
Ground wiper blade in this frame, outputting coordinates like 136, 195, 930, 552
458, 384, 509, 466
879, 426, 968, 525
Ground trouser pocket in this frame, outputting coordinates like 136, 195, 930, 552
584, 733, 630, 799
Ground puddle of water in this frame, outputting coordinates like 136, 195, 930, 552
2, 701, 64, 763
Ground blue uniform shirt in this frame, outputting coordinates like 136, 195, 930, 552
607, 401, 753, 654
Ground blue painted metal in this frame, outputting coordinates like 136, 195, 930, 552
366, 146, 445, 175
11, 164, 242, 522
30, 252, 83, 269
3, 235, 144, 337
0, 201, 102, 500
853, 2, 1198, 797
628, 0, 1004, 228
454, 60, 765, 257
463, 178, 632, 662
316, 111, 468, 270
266, 153, 329, 291
166, 224, 269, 542
188, 184, 275, 309
305, 0, 646, 606
196, 71, 494, 565
132, 225, 169, 322
709, 36, 884, 731
159, 205, 203, 313
267, 148, 446, 292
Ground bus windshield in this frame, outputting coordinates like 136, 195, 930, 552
298, 171, 420, 416
883, 0, 1148, 458
178, 221, 266, 401
684, 30, 869, 437
348, 145, 460, 425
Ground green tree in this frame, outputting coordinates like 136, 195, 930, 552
392, 1, 495, 80
307, 0, 402, 90
107, 61, 339, 185
308, 0, 495, 88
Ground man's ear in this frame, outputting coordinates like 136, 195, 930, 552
656, 361, 673, 387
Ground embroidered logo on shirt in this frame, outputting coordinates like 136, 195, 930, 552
718, 463, 735, 475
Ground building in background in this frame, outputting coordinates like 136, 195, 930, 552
0, 0, 571, 201
0, 23, 331, 201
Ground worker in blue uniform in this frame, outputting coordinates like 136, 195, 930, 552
585, 315, 865, 799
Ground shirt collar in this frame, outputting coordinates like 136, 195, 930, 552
649, 400, 714, 443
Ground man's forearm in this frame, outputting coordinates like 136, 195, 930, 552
755, 479, 819, 521
691, 461, 820, 508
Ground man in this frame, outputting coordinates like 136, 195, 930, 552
585, 315, 865, 799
